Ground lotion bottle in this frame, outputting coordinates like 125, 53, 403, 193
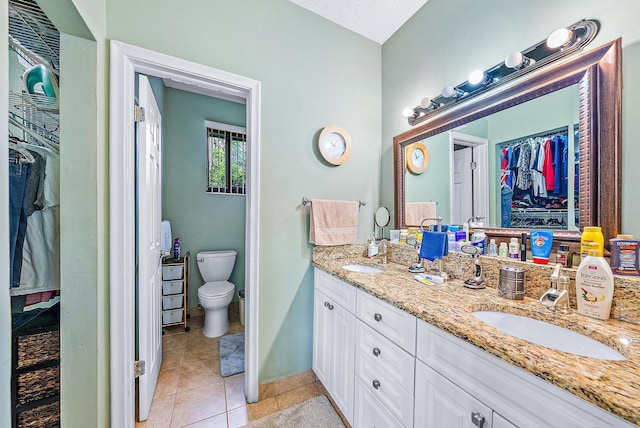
576, 242, 614, 320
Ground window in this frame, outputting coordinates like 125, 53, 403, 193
206, 121, 246, 194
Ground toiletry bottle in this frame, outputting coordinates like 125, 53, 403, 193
520, 232, 527, 261
489, 239, 497, 256
576, 242, 614, 320
499, 242, 508, 258
471, 229, 486, 255
509, 237, 519, 259
173, 238, 180, 259
580, 226, 604, 261
556, 244, 571, 267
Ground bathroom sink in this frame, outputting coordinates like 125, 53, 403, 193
473, 311, 626, 361
341, 264, 383, 274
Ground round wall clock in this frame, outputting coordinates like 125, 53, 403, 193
406, 141, 429, 174
318, 124, 352, 165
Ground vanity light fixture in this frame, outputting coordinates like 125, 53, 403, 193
402, 19, 599, 126
441, 85, 465, 99
547, 27, 575, 49
505, 51, 536, 70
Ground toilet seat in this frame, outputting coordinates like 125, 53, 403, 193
198, 281, 234, 298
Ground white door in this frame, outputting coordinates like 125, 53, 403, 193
137, 75, 163, 421
452, 147, 473, 225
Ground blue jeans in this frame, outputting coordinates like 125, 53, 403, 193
501, 187, 513, 228
9, 158, 31, 288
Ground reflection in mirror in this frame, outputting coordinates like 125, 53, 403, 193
394, 39, 622, 246
404, 85, 579, 231
374, 206, 390, 240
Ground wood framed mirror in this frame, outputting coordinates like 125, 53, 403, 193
393, 38, 621, 249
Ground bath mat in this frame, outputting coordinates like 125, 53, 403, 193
241, 395, 344, 428
219, 332, 244, 377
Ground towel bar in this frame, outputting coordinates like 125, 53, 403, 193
301, 197, 366, 208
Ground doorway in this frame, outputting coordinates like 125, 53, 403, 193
449, 132, 488, 225
110, 41, 261, 427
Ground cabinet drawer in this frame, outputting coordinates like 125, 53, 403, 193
162, 309, 183, 325
354, 377, 408, 428
356, 288, 416, 354
162, 265, 183, 280
314, 269, 356, 313
356, 320, 414, 394
355, 349, 414, 427
162, 280, 183, 295
162, 294, 184, 310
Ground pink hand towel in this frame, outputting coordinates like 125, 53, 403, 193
309, 199, 359, 246
405, 202, 437, 227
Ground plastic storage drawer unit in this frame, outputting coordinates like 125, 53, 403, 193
162, 295, 184, 310
162, 309, 183, 325
162, 280, 183, 295
162, 265, 183, 280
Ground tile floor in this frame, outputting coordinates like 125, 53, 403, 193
136, 311, 324, 428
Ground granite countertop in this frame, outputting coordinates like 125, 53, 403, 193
312, 250, 640, 426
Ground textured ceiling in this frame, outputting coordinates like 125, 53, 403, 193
289, 0, 429, 44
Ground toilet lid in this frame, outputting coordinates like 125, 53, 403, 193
199, 281, 234, 298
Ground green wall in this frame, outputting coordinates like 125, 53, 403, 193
382, 0, 640, 240
107, 0, 382, 383
161, 87, 247, 307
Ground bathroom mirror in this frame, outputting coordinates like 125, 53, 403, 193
393, 39, 621, 247
374, 206, 391, 240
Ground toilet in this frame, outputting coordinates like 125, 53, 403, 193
196, 250, 237, 338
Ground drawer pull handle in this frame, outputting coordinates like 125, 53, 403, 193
374, 313, 382, 322
324, 301, 329, 308
372, 379, 381, 389
471, 412, 485, 428
372, 347, 381, 357
327, 303, 334, 310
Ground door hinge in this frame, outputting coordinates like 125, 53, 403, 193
135, 360, 146, 378
134, 105, 146, 123
470, 161, 477, 170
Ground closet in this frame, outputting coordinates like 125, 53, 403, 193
498, 126, 578, 230
7, 0, 61, 426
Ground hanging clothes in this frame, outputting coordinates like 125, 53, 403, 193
9, 152, 33, 288
14, 145, 60, 294
515, 141, 532, 191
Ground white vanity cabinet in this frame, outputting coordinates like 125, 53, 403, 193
313, 269, 356, 425
415, 319, 634, 428
354, 288, 416, 428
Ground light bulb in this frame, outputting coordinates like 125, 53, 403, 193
420, 97, 432, 109
505, 51, 536, 70
402, 107, 415, 118
547, 28, 573, 49
468, 69, 485, 85
442, 86, 464, 99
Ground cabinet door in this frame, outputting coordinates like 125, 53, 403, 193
493, 413, 517, 428
415, 361, 492, 428
330, 302, 355, 425
312, 290, 332, 387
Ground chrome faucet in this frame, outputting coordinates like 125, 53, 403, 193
467, 215, 485, 226
539, 263, 570, 312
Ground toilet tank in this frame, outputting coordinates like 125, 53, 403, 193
197, 250, 237, 282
